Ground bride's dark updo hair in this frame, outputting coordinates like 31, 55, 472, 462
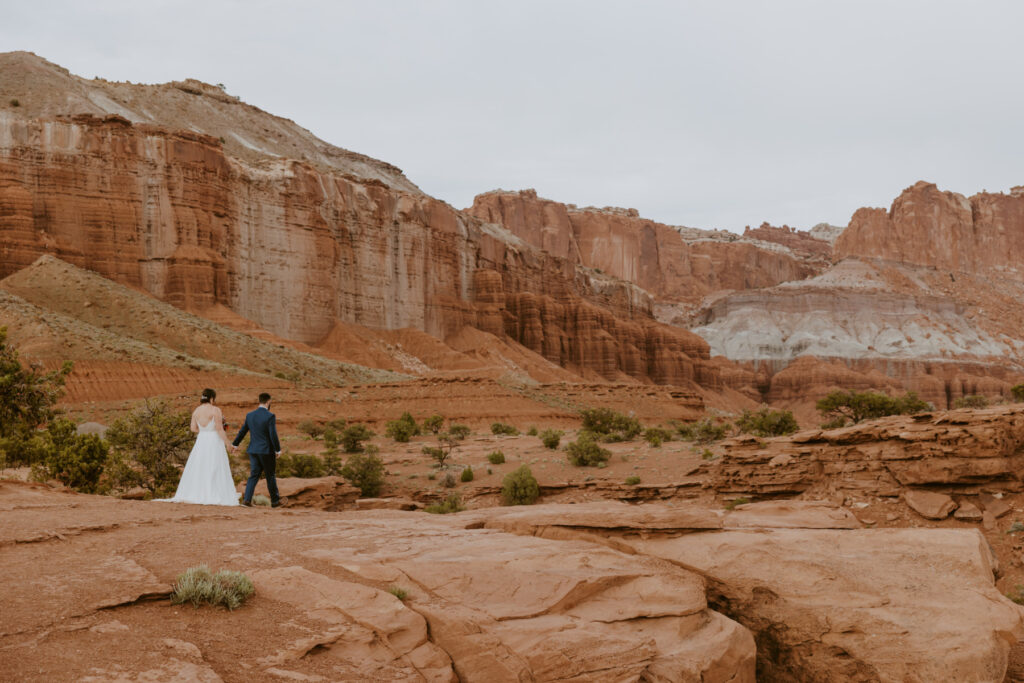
200, 388, 216, 404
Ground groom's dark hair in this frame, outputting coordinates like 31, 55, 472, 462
259, 392, 271, 404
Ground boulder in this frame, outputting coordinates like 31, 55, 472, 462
955, 501, 984, 522
905, 489, 958, 520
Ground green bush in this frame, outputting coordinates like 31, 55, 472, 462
106, 400, 193, 497
388, 585, 409, 600
491, 422, 519, 436
0, 327, 72, 467
676, 418, 728, 444
326, 418, 347, 432
422, 414, 445, 434
460, 466, 474, 482
339, 451, 385, 497
539, 429, 563, 450
642, 427, 673, 447
1012, 384, 1024, 403
276, 453, 325, 478
725, 497, 750, 511
580, 408, 641, 441
170, 565, 254, 610
486, 450, 506, 464
322, 428, 340, 453
340, 424, 375, 453
735, 406, 799, 437
323, 452, 343, 476
954, 394, 989, 409
425, 492, 465, 514
296, 420, 323, 439
30, 418, 109, 493
441, 472, 456, 488
625, 475, 641, 485
527, 426, 538, 436
386, 412, 420, 442
816, 390, 931, 424
448, 424, 471, 440
501, 465, 540, 506
566, 432, 611, 467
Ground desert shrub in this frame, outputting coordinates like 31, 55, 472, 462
539, 429, 563, 449
252, 494, 271, 506
0, 327, 72, 467
386, 412, 420, 442
735, 406, 799, 437
527, 426, 538, 436
339, 451, 385, 497
326, 418, 347, 432
642, 427, 673, 447
323, 452, 343, 476
1012, 384, 1024, 402
322, 428, 340, 452
1008, 521, 1024, 534
816, 390, 931, 424
388, 586, 409, 600
425, 492, 464, 514
566, 432, 611, 467
340, 424, 375, 453
296, 420, 323, 439
580, 408, 642, 441
422, 414, 445, 434
820, 416, 848, 430
625, 475, 641, 485
9, 99, 19, 107
1006, 586, 1024, 605
460, 466, 474, 482
491, 422, 519, 436
276, 453, 324, 478
106, 400, 192, 497
31, 418, 109, 493
954, 394, 989, 409
170, 565, 254, 610
725, 497, 750, 511
701, 448, 716, 460
448, 424, 471, 440
441, 472, 457, 488
501, 465, 540, 506
487, 450, 506, 464
676, 418, 728, 444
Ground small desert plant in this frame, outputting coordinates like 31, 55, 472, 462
501, 465, 540, 506
30, 418, 109, 493
486, 450, 506, 464
427, 472, 436, 480
527, 426, 538, 436
326, 418, 347, 432
422, 414, 445, 434
642, 427, 673, 447
725, 497, 750, 511
448, 424, 471, 440
425, 492, 465, 514
252, 494, 272, 507
276, 452, 325, 478
460, 465, 474, 482
385, 412, 420, 442
1012, 384, 1024, 403
323, 452, 343, 476
954, 394, 989, 409
388, 586, 409, 600
676, 418, 728, 444
539, 429, 563, 450
296, 420, 324, 440
701, 448, 716, 460
339, 450, 385, 497
735, 406, 799, 437
580, 408, 642, 441
566, 432, 611, 467
340, 424, 375, 453
491, 422, 519, 436
625, 475, 641, 485
9, 98, 19, 107
441, 472, 457, 488
820, 416, 848, 430
170, 565, 254, 610
1008, 521, 1024, 534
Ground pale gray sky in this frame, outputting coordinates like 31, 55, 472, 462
3, 0, 1023, 232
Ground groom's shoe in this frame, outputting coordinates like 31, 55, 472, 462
271, 498, 285, 508
241, 499, 252, 507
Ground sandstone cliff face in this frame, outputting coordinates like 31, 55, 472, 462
0, 110, 723, 387
467, 189, 821, 307
835, 181, 1024, 280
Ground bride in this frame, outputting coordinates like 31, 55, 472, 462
160, 388, 240, 506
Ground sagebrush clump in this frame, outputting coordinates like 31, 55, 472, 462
486, 450, 506, 464
580, 408, 641, 441
386, 412, 421, 442
491, 422, 519, 436
501, 465, 540, 506
340, 424, 375, 453
954, 394, 989, 409
425, 492, 465, 514
735, 406, 799, 437
170, 565, 254, 610
275, 452, 325, 478
566, 432, 611, 467
539, 429, 563, 449
339, 450, 385, 497
460, 465, 474, 482
675, 418, 728, 444
642, 427, 673, 447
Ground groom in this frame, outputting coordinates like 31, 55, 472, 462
231, 392, 282, 508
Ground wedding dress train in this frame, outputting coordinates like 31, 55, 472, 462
159, 419, 240, 506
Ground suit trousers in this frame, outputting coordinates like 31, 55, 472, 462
243, 452, 280, 504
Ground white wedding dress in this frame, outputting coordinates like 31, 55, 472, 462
160, 418, 240, 506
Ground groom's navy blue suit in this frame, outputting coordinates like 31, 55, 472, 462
233, 406, 282, 505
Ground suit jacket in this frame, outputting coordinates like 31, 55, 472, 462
233, 407, 281, 455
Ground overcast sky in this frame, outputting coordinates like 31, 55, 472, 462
4, 1, 1023, 232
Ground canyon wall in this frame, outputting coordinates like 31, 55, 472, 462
467, 189, 822, 307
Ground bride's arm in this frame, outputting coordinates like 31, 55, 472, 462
215, 407, 232, 448
190, 409, 200, 434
